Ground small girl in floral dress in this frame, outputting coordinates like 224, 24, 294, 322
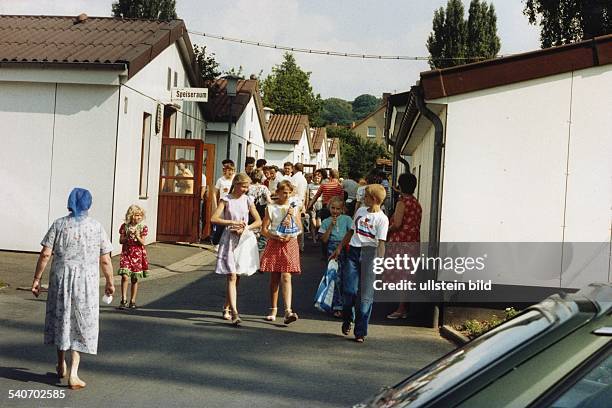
118, 205, 149, 309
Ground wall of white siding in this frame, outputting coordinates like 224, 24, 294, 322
0, 81, 119, 252
207, 97, 266, 180
0, 82, 57, 251
425, 65, 611, 287
264, 147, 293, 167
0, 42, 204, 252
292, 129, 311, 165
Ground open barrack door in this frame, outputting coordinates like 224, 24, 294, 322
157, 138, 203, 242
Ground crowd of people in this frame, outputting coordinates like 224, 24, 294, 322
30, 156, 422, 389
206, 156, 422, 342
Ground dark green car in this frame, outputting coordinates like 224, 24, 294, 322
359, 283, 611, 407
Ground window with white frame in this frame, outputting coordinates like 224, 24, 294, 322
367, 126, 377, 138
139, 113, 152, 197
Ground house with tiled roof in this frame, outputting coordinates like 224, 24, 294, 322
0, 14, 208, 251
350, 94, 389, 145
309, 127, 328, 169
327, 138, 339, 170
385, 34, 612, 296
265, 114, 312, 167
203, 77, 268, 180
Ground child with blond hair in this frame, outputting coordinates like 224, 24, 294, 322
118, 205, 149, 309
331, 184, 388, 342
260, 180, 302, 324
319, 196, 352, 317
211, 173, 262, 325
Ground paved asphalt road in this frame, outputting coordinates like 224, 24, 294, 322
0, 241, 453, 408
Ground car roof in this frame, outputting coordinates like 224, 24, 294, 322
359, 283, 612, 408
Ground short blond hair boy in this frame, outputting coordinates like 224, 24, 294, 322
365, 184, 386, 204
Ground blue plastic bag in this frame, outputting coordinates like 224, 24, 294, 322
314, 259, 342, 313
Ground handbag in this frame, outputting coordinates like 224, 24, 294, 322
233, 229, 260, 276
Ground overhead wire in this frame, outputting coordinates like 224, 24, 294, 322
121, 83, 206, 125
188, 30, 508, 61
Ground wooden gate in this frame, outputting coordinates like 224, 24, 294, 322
157, 138, 203, 242
200, 143, 216, 240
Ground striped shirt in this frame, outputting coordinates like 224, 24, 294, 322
317, 181, 344, 205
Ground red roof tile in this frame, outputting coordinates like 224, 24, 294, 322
0, 15, 197, 82
328, 138, 339, 156
311, 127, 327, 152
267, 114, 309, 143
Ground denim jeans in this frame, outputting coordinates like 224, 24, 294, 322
343, 245, 376, 337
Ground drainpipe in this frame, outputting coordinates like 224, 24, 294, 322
387, 99, 411, 209
413, 86, 444, 328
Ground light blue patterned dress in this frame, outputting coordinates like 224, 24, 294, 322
41, 215, 113, 354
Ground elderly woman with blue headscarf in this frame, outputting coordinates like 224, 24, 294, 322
31, 188, 115, 390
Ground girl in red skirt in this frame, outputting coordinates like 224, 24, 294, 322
260, 180, 302, 324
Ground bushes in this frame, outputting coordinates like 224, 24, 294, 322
456, 307, 518, 339
326, 126, 388, 177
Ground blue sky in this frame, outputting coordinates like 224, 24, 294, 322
1, 0, 541, 100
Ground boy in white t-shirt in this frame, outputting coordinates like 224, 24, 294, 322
214, 160, 235, 203
331, 184, 388, 343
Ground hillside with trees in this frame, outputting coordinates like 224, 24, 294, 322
320, 94, 382, 126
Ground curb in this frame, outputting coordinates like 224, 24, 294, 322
103, 248, 217, 287
440, 325, 470, 347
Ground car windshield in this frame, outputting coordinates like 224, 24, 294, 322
548, 354, 612, 408
366, 305, 568, 407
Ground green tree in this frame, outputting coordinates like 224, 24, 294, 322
427, 0, 500, 68
112, 0, 177, 20
523, 0, 612, 48
223, 66, 246, 79
466, 1, 501, 63
261, 53, 322, 125
321, 98, 353, 126
327, 126, 388, 178
193, 45, 220, 82
352, 94, 381, 121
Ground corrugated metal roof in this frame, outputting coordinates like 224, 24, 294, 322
0, 15, 196, 80
267, 114, 309, 143
311, 127, 327, 152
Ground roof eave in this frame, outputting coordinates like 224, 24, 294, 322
421, 33, 612, 100
0, 60, 128, 72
